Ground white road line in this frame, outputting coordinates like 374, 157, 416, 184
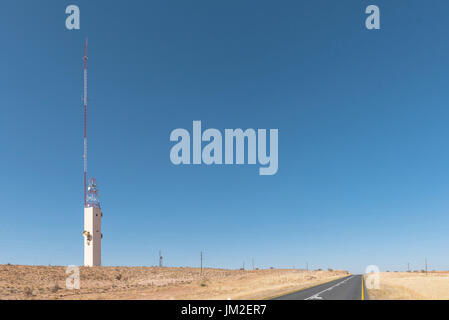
304, 276, 355, 300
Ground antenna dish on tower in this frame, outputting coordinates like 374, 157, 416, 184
86, 177, 101, 208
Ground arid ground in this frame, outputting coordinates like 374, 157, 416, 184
366, 272, 449, 300
0, 265, 348, 300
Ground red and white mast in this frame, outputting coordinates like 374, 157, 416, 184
83, 39, 88, 208
82, 39, 102, 267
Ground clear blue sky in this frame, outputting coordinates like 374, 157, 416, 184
1, 1, 449, 274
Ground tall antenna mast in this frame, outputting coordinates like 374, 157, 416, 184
82, 38, 102, 267
83, 38, 88, 208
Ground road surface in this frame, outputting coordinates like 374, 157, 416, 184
272, 275, 366, 300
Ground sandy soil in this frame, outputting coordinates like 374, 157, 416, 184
366, 272, 449, 300
0, 265, 348, 300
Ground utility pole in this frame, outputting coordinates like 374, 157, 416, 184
252, 258, 255, 270
407, 262, 410, 272
425, 258, 428, 275
306, 262, 308, 271
200, 251, 203, 274
243, 261, 245, 270
159, 250, 163, 267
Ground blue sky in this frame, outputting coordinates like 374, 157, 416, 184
1, 1, 449, 273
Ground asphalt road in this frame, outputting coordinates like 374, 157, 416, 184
272, 275, 366, 300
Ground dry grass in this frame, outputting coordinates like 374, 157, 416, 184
0, 264, 348, 300
366, 272, 449, 300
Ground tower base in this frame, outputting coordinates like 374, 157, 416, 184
83, 207, 102, 266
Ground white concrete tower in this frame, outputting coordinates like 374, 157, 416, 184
83, 178, 102, 266
83, 206, 102, 266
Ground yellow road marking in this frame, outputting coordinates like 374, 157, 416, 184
361, 275, 364, 300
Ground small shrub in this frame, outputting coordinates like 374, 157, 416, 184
116, 273, 122, 281
327, 268, 333, 272
24, 287, 33, 297
200, 282, 207, 287
51, 283, 60, 293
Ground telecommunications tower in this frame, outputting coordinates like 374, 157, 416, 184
81, 39, 103, 267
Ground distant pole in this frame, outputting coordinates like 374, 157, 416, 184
252, 258, 255, 270
200, 251, 203, 274
407, 262, 410, 272
425, 258, 428, 275
159, 250, 163, 267
243, 261, 245, 270
306, 262, 308, 271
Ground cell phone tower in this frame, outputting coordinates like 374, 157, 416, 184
83, 38, 88, 208
81, 39, 103, 267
